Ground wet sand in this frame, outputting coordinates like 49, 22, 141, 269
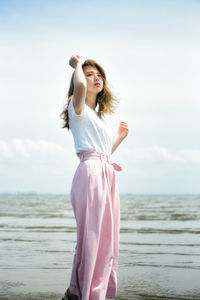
1, 266, 200, 299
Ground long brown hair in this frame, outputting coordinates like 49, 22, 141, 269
60, 59, 118, 130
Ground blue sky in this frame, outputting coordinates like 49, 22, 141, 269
0, 0, 200, 193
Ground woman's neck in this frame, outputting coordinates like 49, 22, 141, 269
85, 93, 97, 110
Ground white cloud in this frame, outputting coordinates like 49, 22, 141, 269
0, 138, 77, 194
113, 146, 200, 165
0, 138, 199, 193
179, 149, 200, 164
0, 138, 65, 160
1, 139, 200, 165
112, 146, 200, 194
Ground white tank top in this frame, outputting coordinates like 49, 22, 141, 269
68, 98, 114, 154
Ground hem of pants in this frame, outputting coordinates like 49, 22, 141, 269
106, 289, 117, 298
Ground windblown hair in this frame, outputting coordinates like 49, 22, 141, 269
60, 59, 118, 130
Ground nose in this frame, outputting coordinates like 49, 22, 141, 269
94, 74, 99, 82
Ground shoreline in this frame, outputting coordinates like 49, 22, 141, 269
1, 266, 200, 300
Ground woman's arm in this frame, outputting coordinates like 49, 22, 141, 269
69, 54, 86, 115
111, 121, 128, 154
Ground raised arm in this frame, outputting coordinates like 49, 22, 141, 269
111, 121, 129, 154
69, 54, 86, 115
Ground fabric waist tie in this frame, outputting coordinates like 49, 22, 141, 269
77, 151, 122, 172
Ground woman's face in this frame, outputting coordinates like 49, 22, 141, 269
83, 66, 104, 94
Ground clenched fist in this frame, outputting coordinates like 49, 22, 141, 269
118, 121, 129, 140
69, 54, 81, 69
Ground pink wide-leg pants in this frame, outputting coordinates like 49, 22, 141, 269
69, 151, 120, 300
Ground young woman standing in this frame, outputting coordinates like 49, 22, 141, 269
60, 54, 128, 300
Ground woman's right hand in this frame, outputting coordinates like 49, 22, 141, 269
69, 54, 81, 69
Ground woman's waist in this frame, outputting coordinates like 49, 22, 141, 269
77, 151, 122, 172
78, 150, 112, 163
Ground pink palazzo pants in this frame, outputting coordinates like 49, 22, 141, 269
69, 151, 121, 300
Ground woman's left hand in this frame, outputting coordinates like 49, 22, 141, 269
118, 121, 129, 140
111, 121, 129, 154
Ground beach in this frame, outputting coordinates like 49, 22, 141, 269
0, 193, 200, 300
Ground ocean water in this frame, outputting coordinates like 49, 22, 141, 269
0, 193, 200, 300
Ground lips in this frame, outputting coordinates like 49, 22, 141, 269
95, 82, 101, 87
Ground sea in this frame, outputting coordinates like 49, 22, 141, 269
0, 193, 200, 300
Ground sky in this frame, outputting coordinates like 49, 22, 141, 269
0, 0, 200, 194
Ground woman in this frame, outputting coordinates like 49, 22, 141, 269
60, 54, 128, 300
